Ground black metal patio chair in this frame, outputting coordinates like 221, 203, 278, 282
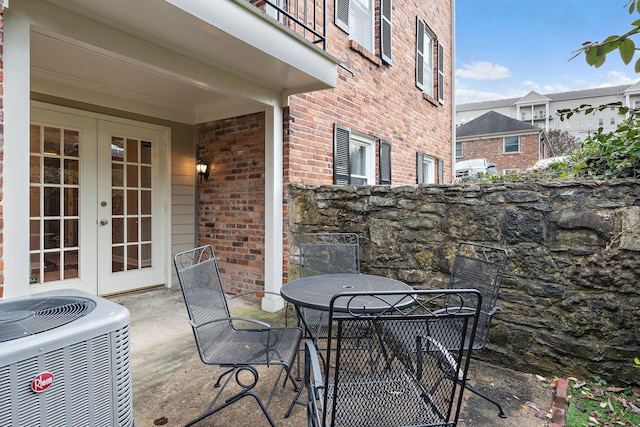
295, 232, 360, 340
390, 242, 509, 418
174, 245, 302, 427
305, 289, 482, 427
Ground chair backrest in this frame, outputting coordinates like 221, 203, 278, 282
448, 242, 508, 350
173, 245, 232, 362
318, 289, 481, 427
299, 233, 360, 278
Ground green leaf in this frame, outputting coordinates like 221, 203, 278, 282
586, 47, 602, 66
635, 58, 640, 73
619, 38, 636, 64
603, 35, 621, 43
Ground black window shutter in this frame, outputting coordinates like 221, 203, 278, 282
381, 0, 393, 64
416, 152, 424, 184
438, 158, 444, 184
379, 140, 392, 185
335, 0, 350, 33
416, 17, 425, 91
334, 124, 351, 185
437, 41, 445, 103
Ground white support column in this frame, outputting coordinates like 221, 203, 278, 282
261, 105, 284, 312
3, 13, 31, 298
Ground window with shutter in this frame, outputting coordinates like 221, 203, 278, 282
379, 140, 391, 185
333, 125, 377, 185
381, 0, 393, 64
437, 158, 444, 184
416, 17, 440, 101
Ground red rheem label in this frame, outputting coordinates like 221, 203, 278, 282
31, 372, 54, 393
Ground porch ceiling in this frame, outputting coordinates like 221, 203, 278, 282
31, 0, 338, 124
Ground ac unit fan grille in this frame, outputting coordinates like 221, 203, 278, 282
0, 297, 95, 343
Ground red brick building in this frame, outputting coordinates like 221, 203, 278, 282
1, 0, 453, 308
456, 111, 544, 174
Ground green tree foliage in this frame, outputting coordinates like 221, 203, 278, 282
552, 0, 640, 181
571, 0, 640, 71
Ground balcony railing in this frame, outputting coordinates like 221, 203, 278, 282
249, 0, 327, 50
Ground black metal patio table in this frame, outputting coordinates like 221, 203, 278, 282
280, 274, 412, 313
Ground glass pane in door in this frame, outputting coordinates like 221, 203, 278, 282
111, 137, 153, 273
29, 125, 80, 284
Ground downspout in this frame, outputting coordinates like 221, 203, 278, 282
451, 0, 456, 182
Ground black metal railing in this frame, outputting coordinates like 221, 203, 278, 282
248, 0, 327, 50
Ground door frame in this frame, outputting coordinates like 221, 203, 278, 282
27, 101, 172, 296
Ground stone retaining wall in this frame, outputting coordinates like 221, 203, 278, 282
287, 180, 640, 385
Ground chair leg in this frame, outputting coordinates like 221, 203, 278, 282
187, 366, 280, 427
214, 366, 235, 387
464, 382, 507, 418
185, 391, 278, 427
284, 380, 306, 418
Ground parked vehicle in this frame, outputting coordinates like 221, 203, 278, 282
455, 158, 499, 181
526, 156, 569, 171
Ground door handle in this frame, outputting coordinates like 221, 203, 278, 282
100, 219, 109, 225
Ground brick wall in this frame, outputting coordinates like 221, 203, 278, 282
196, 113, 266, 294
195, 0, 454, 292
459, 132, 541, 173
285, 0, 454, 186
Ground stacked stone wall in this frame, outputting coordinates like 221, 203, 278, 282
288, 180, 640, 385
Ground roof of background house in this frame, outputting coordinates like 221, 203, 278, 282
457, 84, 632, 111
456, 110, 541, 139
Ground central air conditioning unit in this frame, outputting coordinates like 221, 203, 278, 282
0, 289, 133, 426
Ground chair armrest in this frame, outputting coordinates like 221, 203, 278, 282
226, 290, 282, 300
304, 340, 324, 426
433, 306, 479, 315
191, 317, 271, 330
304, 340, 324, 390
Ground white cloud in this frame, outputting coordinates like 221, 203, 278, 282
521, 80, 571, 93
455, 61, 511, 80
454, 86, 525, 105
604, 70, 638, 86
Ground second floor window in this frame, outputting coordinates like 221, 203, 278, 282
504, 136, 520, 153
335, 0, 392, 63
416, 17, 444, 103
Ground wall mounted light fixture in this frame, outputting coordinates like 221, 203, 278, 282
196, 159, 209, 182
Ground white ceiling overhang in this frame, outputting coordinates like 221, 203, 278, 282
18, 0, 339, 124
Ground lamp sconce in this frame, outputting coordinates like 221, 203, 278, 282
196, 159, 210, 182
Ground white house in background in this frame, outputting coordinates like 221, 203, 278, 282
457, 82, 640, 142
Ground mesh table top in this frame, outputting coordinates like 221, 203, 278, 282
281, 274, 413, 313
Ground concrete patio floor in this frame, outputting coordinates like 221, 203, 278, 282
110, 286, 555, 427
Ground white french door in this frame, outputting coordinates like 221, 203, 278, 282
29, 106, 168, 295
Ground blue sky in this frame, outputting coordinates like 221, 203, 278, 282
455, 0, 640, 105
